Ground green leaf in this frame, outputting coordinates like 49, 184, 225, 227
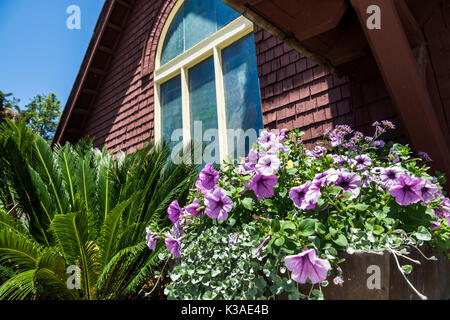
299, 219, 316, 236
242, 197, 254, 211
373, 225, 385, 235
402, 265, 412, 275
270, 285, 283, 295
271, 219, 280, 233
415, 226, 432, 241
352, 204, 369, 211
274, 237, 285, 247
281, 221, 296, 234
255, 276, 267, 289
333, 234, 348, 247
288, 288, 300, 300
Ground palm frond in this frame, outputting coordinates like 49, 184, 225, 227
0, 230, 40, 271
31, 137, 70, 215
0, 270, 35, 300
51, 211, 100, 299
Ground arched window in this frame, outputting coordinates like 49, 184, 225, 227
154, 0, 263, 164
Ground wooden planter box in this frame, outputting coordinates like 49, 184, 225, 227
317, 246, 450, 300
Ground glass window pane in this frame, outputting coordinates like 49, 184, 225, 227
222, 34, 264, 160
161, 6, 184, 65
184, 0, 216, 51
216, 0, 240, 29
189, 57, 219, 163
161, 76, 183, 148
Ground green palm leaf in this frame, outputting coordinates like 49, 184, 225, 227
0, 270, 35, 300
0, 230, 40, 270
51, 211, 100, 299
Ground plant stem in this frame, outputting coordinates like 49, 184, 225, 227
145, 257, 170, 298
389, 248, 427, 300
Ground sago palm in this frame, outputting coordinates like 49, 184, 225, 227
0, 120, 198, 299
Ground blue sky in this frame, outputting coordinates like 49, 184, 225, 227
0, 0, 105, 109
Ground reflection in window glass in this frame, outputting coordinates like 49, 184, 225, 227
222, 34, 263, 160
161, 6, 184, 66
189, 57, 219, 163
161, 76, 183, 148
160, 0, 241, 65
216, 0, 240, 29
184, 0, 216, 51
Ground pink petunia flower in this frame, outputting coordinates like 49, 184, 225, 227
250, 174, 278, 200
167, 200, 183, 223
195, 163, 219, 194
284, 248, 331, 284
204, 188, 233, 221
389, 174, 422, 206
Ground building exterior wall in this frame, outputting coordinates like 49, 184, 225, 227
423, 0, 450, 134
83, 0, 408, 153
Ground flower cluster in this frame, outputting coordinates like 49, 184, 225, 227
146, 120, 449, 299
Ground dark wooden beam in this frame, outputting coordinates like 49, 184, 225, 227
89, 67, 106, 76
81, 88, 98, 96
107, 22, 123, 32
98, 45, 115, 55
351, 0, 450, 182
394, 0, 425, 47
72, 108, 89, 116
115, 0, 132, 10
66, 128, 84, 135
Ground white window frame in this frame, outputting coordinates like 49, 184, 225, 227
153, 1, 254, 163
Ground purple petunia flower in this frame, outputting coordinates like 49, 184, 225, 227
380, 166, 404, 188
256, 154, 281, 175
195, 163, 219, 194
284, 248, 331, 284
168, 200, 183, 223
434, 198, 450, 226
355, 154, 372, 171
389, 174, 422, 206
170, 221, 184, 239
257, 131, 276, 148
185, 198, 201, 218
331, 155, 355, 168
247, 149, 259, 166
277, 129, 287, 141
250, 174, 278, 200
204, 188, 233, 221
165, 233, 181, 258
313, 171, 330, 188
431, 220, 441, 230
290, 181, 316, 210
334, 171, 362, 200
416, 180, 439, 203
145, 228, 160, 251
255, 236, 271, 256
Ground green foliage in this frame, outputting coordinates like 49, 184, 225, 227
0, 121, 198, 299
165, 223, 269, 300
21, 93, 62, 142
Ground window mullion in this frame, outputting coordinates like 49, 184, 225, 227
154, 82, 162, 144
213, 45, 228, 163
181, 67, 191, 150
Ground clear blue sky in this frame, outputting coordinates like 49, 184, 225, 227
0, 0, 105, 109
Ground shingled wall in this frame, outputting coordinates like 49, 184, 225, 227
254, 25, 406, 148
